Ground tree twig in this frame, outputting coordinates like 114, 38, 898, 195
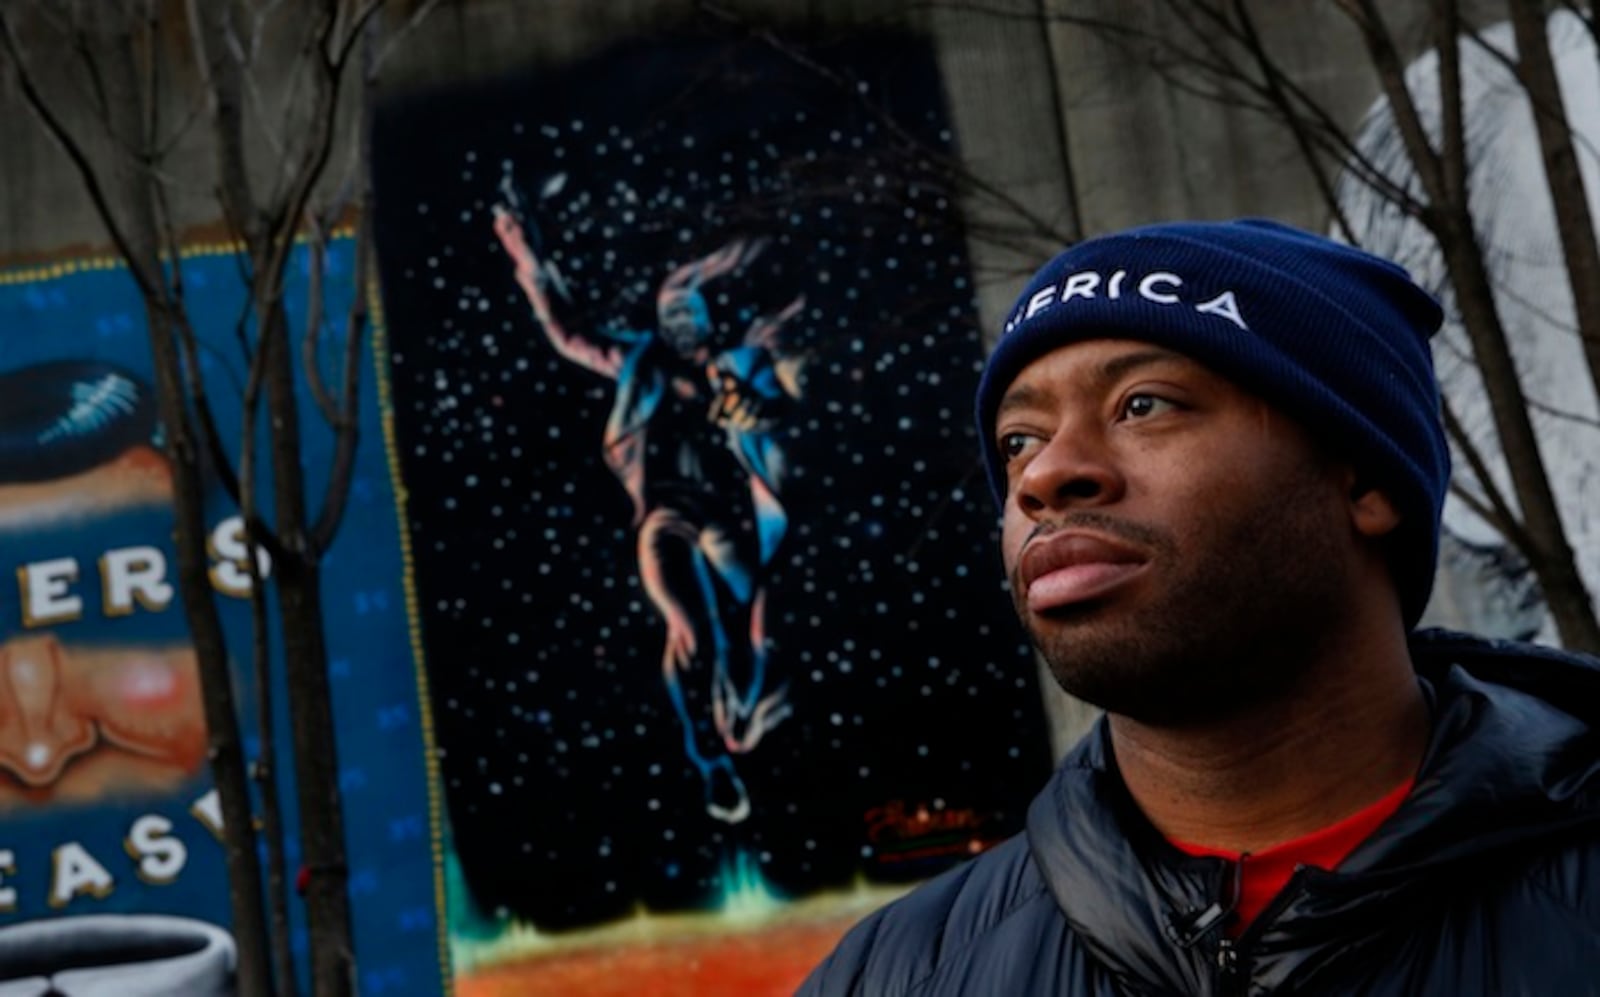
0, 11, 161, 298
301, 213, 343, 426
1441, 395, 1536, 557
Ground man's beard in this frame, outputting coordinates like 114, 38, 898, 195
1011, 471, 1353, 728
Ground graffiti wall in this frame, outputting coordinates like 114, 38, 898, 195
0, 244, 446, 994
373, 26, 1054, 995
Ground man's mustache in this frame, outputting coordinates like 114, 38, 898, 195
1023, 512, 1173, 555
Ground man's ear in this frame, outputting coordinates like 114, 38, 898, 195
1343, 467, 1402, 539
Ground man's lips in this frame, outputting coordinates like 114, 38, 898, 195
1018, 531, 1149, 613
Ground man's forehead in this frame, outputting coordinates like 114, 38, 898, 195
997, 339, 1211, 405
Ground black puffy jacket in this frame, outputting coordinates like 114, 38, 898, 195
799, 631, 1600, 995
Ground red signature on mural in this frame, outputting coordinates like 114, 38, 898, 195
863, 800, 996, 864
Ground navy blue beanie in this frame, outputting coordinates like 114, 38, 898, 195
974, 219, 1449, 626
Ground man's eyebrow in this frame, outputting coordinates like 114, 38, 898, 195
996, 347, 1190, 420
996, 383, 1050, 420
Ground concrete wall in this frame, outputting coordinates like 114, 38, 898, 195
2, 0, 1388, 261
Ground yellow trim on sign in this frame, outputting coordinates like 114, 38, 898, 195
368, 265, 457, 994
0, 230, 355, 284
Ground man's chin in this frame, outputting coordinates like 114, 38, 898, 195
1038, 634, 1291, 728
1028, 617, 1238, 726
1047, 664, 1232, 727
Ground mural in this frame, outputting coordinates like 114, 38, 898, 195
373, 26, 1054, 996
0, 245, 446, 994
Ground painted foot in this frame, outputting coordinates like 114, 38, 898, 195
705, 760, 751, 824
716, 682, 792, 755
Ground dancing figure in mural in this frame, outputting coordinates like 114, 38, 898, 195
493, 192, 806, 823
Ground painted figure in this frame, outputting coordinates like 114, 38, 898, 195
493, 199, 806, 823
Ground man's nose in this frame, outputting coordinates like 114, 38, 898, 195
1013, 427, 1125, 515
0, 634, 95, 787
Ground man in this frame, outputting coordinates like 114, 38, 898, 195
801, 220, 1600, 995
492, 207, 805, 824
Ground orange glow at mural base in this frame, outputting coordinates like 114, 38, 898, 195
452, 887, 907, 997
456, 914, 854, 996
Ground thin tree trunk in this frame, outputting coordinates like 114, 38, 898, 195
256, 614, 297, 997
93, 11, 277, 993
186, 3, 356, 989
262, 295, 356, 997
234, 263, 297, 997
1437, 209, 1600, 651
146, 296, 277, 997
277, 556, 354, 996
1507, 0, 1600, 407
246, 533, 296, 997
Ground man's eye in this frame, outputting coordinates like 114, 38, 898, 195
1122, 394, 1177, 420
998, 432, 1035, 460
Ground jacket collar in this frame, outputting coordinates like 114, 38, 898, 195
1025, 630, 1600, 992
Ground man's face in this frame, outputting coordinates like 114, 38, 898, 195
995, 339, 1361, 726
658, 293, 710, 357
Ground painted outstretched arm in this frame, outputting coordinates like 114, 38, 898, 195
491, 207, 624, 379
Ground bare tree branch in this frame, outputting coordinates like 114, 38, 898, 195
1448, 478, 1505, 533
156, 177, 287, 563
1442, 395, 1536, 556
257, 4, 342, 309
189, 1, 265, 257
69, 24, 115, 124
1228, 0, 1359, 239
1014, 0, 1433, 219
701, 0, 1076, 252
1459, 17, 1600, 197
1525, 392, 1600, 430
1338, 0, 1452, 227
371, 0, 444, 79
226, 7, 290, 163
311, 15, 379, 554
141, 0, 159, 159
302, 215, 343, 425
0, 12, 162, 297
232, 226, 295, 997
332, 0, 385, 70
1507, 0, 1600, 406
242, 515, 295, 997
1432, 0, 1467, 210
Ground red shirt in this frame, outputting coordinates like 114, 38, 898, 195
1169, 778, 1414, 935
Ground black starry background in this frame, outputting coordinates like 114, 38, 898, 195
372, 25, 1053, 933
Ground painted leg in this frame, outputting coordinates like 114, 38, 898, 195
638, 508, 749, 823
701, 492, 792, 754
718, 587, 791, 754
